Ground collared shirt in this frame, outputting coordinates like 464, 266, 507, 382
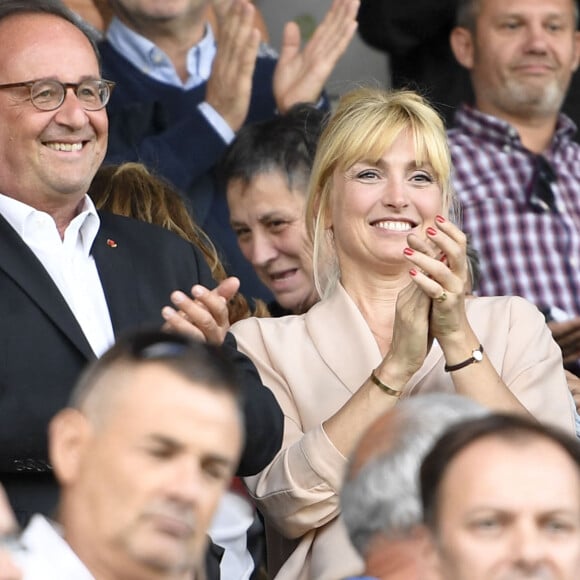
0, 194, 115, 356
14, 514, 94, 579
448, 105, 580, 318
106, 16, 235, 143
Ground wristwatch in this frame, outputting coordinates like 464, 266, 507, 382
444, 344, 484, 372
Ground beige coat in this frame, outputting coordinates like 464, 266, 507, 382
232, 284, 574, 580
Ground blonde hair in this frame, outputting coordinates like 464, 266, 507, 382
306, 88, 458, 297
89, 162, 268, 322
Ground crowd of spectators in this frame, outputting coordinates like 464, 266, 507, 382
2, 0, 580, 579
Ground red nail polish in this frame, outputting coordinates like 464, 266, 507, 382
435, 215, 446, 223
409, 269, 417, 277
403, 247, 414, 256
426, 227, 437, 236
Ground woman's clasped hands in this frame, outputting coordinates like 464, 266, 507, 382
403, 214, 470, 341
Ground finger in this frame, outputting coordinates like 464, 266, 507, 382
430, 216, 468, 272
408, 267, 452, 302
161, 309, 206, 341
211, 0, 233, 23
404, 247, 463, 295
164, 292, 222, 342
190, 284, 232, 328
278, 21, 301, 66
214, 276, 241, 302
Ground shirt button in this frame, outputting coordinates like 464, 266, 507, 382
151, 51, 164, 64
503, 145, 511, 153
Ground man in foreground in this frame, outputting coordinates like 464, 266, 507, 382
421, 413, 580, 579
12, 329, 244, 579
341, 393, 486, 580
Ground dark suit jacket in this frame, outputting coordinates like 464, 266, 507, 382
0, 211, 283, 523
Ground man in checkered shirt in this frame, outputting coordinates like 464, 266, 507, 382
448, 0, 580, 374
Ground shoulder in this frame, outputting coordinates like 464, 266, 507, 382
466, 295, 544, 324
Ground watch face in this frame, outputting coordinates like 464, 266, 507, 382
473, 349, 484, 362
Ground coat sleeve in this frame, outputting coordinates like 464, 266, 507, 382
496, 297, 575, 432
233, 319, 348, 539
223, 332, 285, 477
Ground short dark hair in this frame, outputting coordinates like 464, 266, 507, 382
420, 413, 580, 531
70, 329, 243, 422
219, 103, 327, 193
0, 0, 100, 63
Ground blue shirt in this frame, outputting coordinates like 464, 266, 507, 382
106, 17, 234, 142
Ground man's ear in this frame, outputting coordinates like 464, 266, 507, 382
450, 26, 475, 70
49, 408, 91, 485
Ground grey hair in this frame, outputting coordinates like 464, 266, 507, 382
341, 393, 487, 556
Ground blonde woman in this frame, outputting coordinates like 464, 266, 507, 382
227, 88, 574, 579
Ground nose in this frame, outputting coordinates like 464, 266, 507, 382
511, 521, 546, 569
523, 21, 549, 53
52, 88, 89, 129
248, 231, 278, 267
381, 177, 409, 209
166, 460, 203, 506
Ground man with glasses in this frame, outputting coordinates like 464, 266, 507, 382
0, 0, 283, 529
448, 0, 580, 376
7, 329, 245, 579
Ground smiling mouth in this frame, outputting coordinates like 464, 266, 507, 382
371, 220, 415, 232
269, 269, 298, 281
44, 141, 84, 152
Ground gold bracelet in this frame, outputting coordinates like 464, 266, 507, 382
370, 370, 403, 398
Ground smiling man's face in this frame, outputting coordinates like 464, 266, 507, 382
0, 13, 108, 212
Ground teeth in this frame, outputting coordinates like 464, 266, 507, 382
46, 142, 83, 152
374, 221, 412, 231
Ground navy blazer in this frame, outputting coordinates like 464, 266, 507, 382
0, 211, 282, 522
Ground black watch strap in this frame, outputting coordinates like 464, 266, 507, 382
444, 344, 484, 372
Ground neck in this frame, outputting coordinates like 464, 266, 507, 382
475, 102, 559, 154
116, 8, 207, 82
340, 270, 409, 356
11, 194, 84, 240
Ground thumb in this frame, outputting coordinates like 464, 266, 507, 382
215, 276, 241, 302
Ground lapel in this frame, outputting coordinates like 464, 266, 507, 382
91, 213, 141, 335
0, 214, 94, 360
304, 283, 444, 393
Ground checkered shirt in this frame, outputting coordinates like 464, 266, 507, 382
449, 104, 580, 318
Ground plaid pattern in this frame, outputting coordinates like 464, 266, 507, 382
449, 105, 580, 317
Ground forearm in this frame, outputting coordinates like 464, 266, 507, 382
323, 359, 409, 457
440, 327, 532, 414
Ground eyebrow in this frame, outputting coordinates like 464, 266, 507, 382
144, 434, 236, 468
231, 211, 292, 226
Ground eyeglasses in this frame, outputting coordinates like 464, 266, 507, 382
529, 155, 556, 212
0, 78, 115, 111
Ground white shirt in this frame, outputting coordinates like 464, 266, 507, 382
0, 194, 115, 356
14, 515, 93, 579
